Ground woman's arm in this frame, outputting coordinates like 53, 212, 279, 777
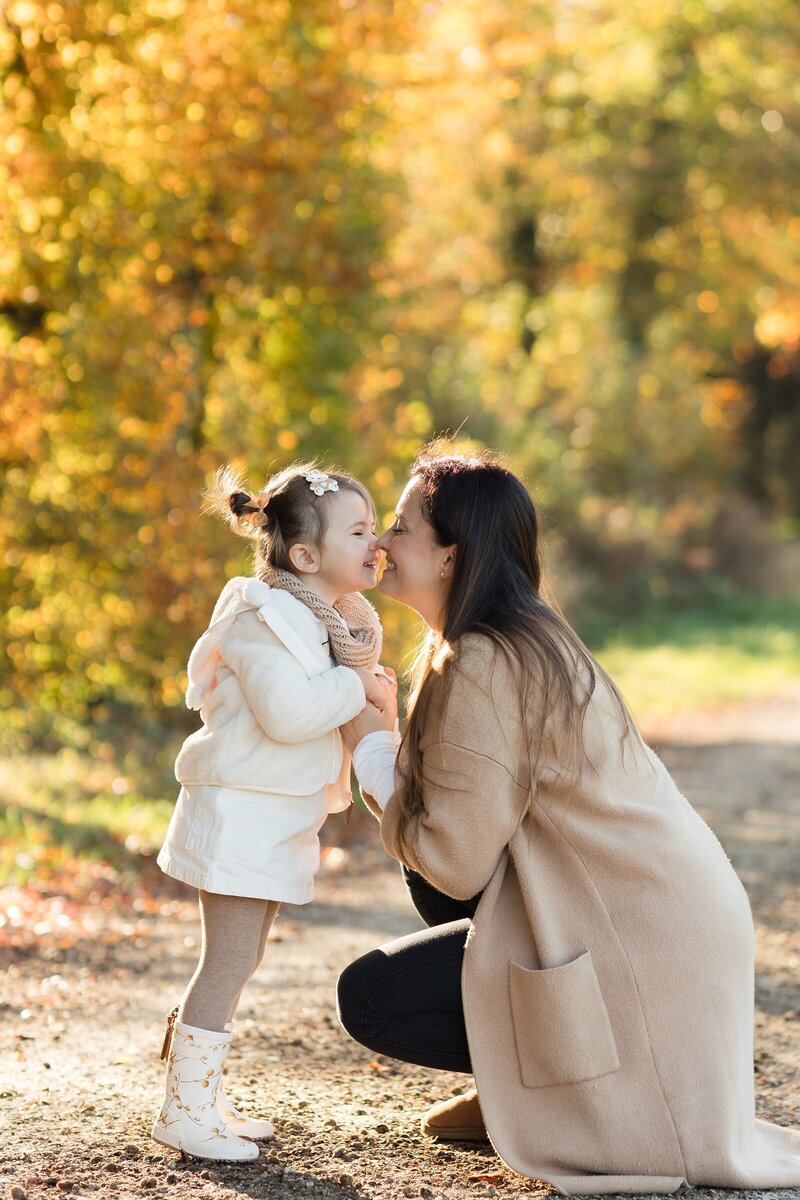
380, 743, 527, 900
380, 637, 529, 901
341, 684, 400, 816
352, 728, 402, 811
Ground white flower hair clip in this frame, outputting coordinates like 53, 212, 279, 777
304, 470, 339, 497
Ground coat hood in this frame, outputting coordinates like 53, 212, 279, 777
185, 578, 271, 710
184, 576, 325, 711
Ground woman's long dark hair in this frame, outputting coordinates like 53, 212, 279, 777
396, 448, 633, 837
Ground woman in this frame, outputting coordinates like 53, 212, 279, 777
336, 448, 800, 1196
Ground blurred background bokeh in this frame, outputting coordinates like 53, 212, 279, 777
1, 0, 799, 906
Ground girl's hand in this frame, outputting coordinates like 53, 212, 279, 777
355, 667, 394, 712
341, 699, 396, 753
378, 664, 398, 692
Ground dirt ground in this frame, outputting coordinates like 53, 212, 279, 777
2, 692, 799, 1200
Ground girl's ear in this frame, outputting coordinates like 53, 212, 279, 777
287, 542, 320, 575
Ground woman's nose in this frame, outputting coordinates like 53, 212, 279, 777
376, 530, 391, 551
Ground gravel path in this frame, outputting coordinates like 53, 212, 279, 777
1, 694, 799, 1200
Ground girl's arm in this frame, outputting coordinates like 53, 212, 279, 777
220, 609, 367, 742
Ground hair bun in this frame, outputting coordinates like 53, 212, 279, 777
230, 491, 254, 517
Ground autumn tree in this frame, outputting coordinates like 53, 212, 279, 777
0, 0, 417, 753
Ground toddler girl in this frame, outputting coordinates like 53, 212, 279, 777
151, 463, 390, 1162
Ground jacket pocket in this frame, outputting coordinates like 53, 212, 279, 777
508, 950, 620, 1088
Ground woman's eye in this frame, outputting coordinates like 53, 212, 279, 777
391, 523, 403, 534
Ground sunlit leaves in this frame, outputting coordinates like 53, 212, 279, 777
0, 0, 421, 747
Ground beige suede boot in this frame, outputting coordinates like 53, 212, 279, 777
421, 1087, 488, 1141
151, 1014, 259, 1161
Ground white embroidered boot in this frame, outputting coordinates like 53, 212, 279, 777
217, 1020, 275, 1140
151, 1009, 259, 1161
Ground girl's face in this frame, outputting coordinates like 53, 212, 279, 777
311, 488, 381, 603
376, 478, 455, 630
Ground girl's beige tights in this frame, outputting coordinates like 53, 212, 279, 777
178, 891, 280, 1032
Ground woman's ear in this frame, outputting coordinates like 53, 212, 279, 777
287, 543, 320, 575
440, 547, 457, 580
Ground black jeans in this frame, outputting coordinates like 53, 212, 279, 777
336, 867, 482, 1073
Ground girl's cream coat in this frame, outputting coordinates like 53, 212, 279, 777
174, 577, 365, 798
159, 578, 366, 897
380, 635, 800, 1196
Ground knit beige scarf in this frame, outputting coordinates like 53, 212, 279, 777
264, 567, 382, 670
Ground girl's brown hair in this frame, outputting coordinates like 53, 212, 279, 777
204, 462, 373, 578
395, 448, 634, 841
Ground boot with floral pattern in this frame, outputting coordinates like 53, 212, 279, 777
151, 1012, 259, 1161
216, 1020, 275, 1140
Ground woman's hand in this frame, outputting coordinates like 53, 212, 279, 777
341, 689, 397, 753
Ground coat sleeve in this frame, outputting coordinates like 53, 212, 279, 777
219, 610, 367, 743
380, 637, 530, 901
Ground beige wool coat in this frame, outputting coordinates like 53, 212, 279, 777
379, 634, 800, 1196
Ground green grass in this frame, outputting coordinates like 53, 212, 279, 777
0, 750, 176, 888
583, 592, 800, 722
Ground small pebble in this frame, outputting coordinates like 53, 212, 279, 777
124, 1145, 141, 1158
374, 1123, 389, 1134
166, 1175, 178, 1185
142, 1180, 157, 1190
11, 1187, 27, 1200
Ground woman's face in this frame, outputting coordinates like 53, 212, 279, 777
376, 478, 455, 629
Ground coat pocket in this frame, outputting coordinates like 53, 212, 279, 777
508, 950, 620, 1089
